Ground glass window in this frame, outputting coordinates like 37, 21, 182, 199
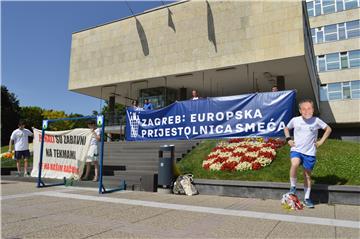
342, 82, 351, 99
346, 20, 360, 38
351, 80, 360, 99
351, 80, 360, 90
344, 0, 358, 10
338, 23, 347, 40
340, 52, 349, 69
316, 27, 324, 43
349, 50, 360, 68
311, 28, 316, 43
318, 56, 326, 72
326, 53, 340, 70
315, 0, 322, 16
307, 1, 315, 17
320, 85, 328, 101
323, 0, 336, 14
328, 82, 342, 100
336, 0, 344, 11
324, 24, 338, 41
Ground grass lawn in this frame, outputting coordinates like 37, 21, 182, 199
177, 139, 360, 185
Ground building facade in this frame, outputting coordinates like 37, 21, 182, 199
306, 0, 360, 138
68, 0, 359, 138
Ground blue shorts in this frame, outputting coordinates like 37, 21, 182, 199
290, 151, 316, 170
14, 150, 30, 160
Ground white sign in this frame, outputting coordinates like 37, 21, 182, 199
31, 128, 93, 180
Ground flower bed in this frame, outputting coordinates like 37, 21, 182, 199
202, 138, 285, 172
1, 151, 14, 160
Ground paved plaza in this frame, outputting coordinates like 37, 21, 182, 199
1, 180, 359, 238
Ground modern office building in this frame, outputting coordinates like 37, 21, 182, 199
306, 0, 359, 138
68, 0, 358, 138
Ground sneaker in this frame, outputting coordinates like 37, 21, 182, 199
303, 199, 315, 208
24, 172, 30, 177
289, 186, 296, 195
15, 172, 21, 177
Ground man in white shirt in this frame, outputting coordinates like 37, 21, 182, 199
8, 120, 33, 177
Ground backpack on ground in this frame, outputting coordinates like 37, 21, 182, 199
281, 193, 304, 210
172, 174, 198, 196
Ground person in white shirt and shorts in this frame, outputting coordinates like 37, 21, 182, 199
284, 99, 332, 208
82, 121, 101, 181
8, 120, 33, 177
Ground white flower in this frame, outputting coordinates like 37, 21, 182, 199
235, 162, 252, 171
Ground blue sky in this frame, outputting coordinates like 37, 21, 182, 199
2, 1, 170, 115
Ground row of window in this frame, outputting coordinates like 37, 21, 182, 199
320, 80, 360, 101
311, 20, 360, 44
317, 50, 360, 72
307, 0, 359, 17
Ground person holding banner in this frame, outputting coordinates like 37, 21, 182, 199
191, 89, 201, 100
82, 121, 101, 181
284, 99, 332, 208
8, 120, 33, 177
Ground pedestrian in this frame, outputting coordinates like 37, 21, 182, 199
271, 85, 278, 92
284, 99, 332, 208
82, 120, 101, 181
143, 99, 153, 110
8, 120, 33, 177
191, 89, 200, 100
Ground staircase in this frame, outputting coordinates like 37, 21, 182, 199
102, 140, 200, 191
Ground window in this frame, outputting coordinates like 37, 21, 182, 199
346, 20, 360, 38
351, 80, 360, 98
336, 0, 344, 11
338, 23, 347, 40
320, 85, 328, 101
326, 53, 340, 70
342, 82, 351, 99
324, 24, 338, 41
323, 0, 336, 13
311, 28, 316, 43
315, 0, 322, 16
307, 1, 315, 17
316, 27, 324, 43
340, 52, 349, 69
318, 55, 326, 72
328, 83, 342, 100
321, 81, 360, 101
344, 0, 359, 10
349, 50, 360, 68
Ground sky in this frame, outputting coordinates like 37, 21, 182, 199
2, 0, 171, 115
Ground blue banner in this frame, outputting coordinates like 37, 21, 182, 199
126, 90, 296, 141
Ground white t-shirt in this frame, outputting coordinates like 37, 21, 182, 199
287, 116, 328, 156
90, 128, 101, 145
10, 128, 33, 151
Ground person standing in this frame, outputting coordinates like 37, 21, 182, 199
8, 120, 33, 177
143, 99, 153, 110
284, 99, 332, 208
191, 90, 200, 100
82, 121, 101, 181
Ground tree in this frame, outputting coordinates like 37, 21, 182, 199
1, 85, 20, 146
20, 106, 43, 130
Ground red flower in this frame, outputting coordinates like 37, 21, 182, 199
251, 162, 262, 170
221, 161, 238, 171
258, 151, 275, 159
240, 155, 256, 163
232, 152, 245, 157
203, 163, 211, 170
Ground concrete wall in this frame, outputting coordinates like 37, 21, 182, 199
320, 100, 360, 123
69, 0, 306, 90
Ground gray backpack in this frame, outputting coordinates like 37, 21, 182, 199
172, 174, 198, 196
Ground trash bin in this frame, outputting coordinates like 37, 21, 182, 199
158, 145, 175, 188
